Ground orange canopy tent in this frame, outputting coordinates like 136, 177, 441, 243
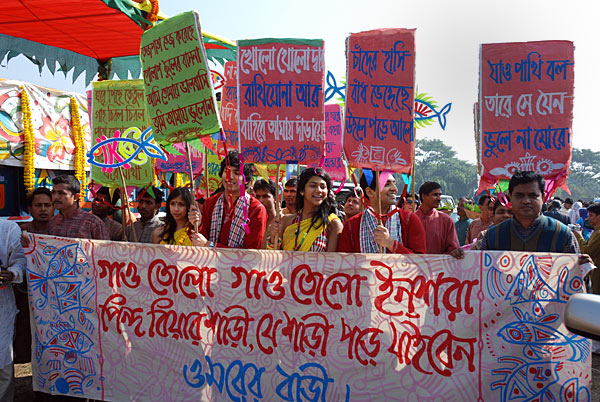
0, 0, 236, 84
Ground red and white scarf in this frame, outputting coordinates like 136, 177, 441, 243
209, 193, 250, 248
359, 209, 401, 253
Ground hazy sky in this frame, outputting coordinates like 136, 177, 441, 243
1, 0, 597, 163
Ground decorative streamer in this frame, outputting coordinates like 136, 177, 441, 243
70, 97, 86, 202
20, 86, 35, 194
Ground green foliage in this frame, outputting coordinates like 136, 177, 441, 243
555, 148, 600, 201
412, 138, 478, 199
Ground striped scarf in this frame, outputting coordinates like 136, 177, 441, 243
209, 193, 250, 248
359, 209, 402, 253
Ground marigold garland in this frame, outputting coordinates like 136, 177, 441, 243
70, 97, 86, 203
20, 86, 35, 195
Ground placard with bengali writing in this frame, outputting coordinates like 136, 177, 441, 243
91, 80, 154, 186
140, 11, 220, 145
480, 41, 574, 184
237, 38, 325, 164
25, 234, 590, 401
220, 61, 239, 148
343, 29, 416, 172
321, 103, 346, 180
154, 142, 204, 174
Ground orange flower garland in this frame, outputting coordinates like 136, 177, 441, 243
70, 97, 86, 202
20, 86, 35, 194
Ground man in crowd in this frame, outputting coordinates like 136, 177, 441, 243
281, 178, 297, 215
46, 175, 108, 240
544, 199, 571, 225
575, 202, 600, 293
195, 151, 267, 248
415, 181, 461, 256
15, 188, 53, 377
253, 178, 278, 249
455, 197, 473, 246
20, 187, 53, 234
402, 194, 419, 212
126, 186, 164, 243
92, 187, 123, 241
481, 171, 580, 253
561, 197, 574, 214
0, 220, 25, 401
466, 194, 493, 244
471, 198, 513, 250
338, 172, 426, 254
343, 191, 361, 221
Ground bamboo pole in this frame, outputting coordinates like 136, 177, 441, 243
376, 170, 384, 254
185, 140, 199, 233
272, 166, 281, 250
118, 167, 137, 242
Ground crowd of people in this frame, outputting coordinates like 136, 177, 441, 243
1, 150, 599, 401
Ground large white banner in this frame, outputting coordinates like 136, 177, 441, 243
24, 234, 591, 401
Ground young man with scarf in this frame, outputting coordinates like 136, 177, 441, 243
194, 151, 267, 249
337, 171, 426, 254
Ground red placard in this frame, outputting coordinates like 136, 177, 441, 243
343, 29, 416, 172
479, 41, 574, 191
237, 38, 325, 164
220, 61, 239, 149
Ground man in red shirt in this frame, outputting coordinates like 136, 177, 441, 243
194, 151, 267, 249
338, 172, 426, 254
415, 181, 461, 256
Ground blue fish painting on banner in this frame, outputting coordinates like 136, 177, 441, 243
25, 235, 99, 397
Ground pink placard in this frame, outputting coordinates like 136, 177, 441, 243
220, 61, 239, 148
237, 38, 325, 164
479, 41, 574, 185
155, 142, 204, 173
314, 104, 346, 180
343, 29, 416, 172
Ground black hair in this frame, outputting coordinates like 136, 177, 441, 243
96, 187, 120, 206
587, 202, 600, 216
345, 191, 359, 203
296, 167, 337, 228
285, 178, 298, 188
564, 198, 574, 205
493, 197, 511, 214
140, 186, 163, 205
160, 187, 193, 244
418, 181, 441, 199
478, 194, 491, 207
52, 174, 81, 195
219, 151, 254, 189
26, 187, 52, 208
359, 172, 378, 199
549, 200, 561, 211
508, 171, 545, 196
253, 178, 276, 197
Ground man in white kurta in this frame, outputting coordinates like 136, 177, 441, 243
0, 220, 26, 402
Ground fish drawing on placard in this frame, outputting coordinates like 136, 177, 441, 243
414, 93, 452, 130
491, 356, 561, 402
497, 306, 590, 362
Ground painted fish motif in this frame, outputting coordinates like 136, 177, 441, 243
492, 357, 561, 402
27, 244, 90, 310
505, 256, 566, 306
414, 96, 452, 130
36, 319, 94, 365
498, 307, 590, 362
87, 126, 166, 171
